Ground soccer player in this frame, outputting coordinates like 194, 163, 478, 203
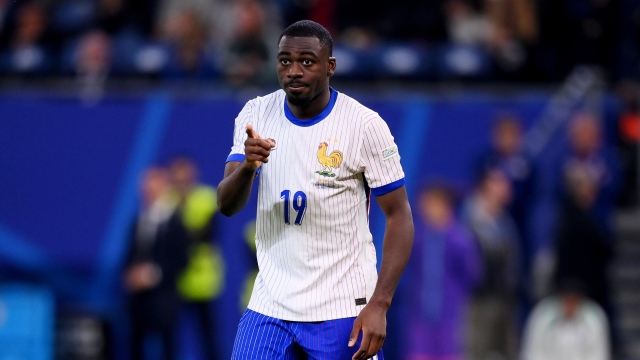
217, 20, 414, 360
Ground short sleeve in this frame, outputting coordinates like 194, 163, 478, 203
226, 101, 255, 163
360, 116, 405, 196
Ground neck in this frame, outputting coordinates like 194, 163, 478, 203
287, 87, 331, 119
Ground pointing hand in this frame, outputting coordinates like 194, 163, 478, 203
244, 125, 275, 170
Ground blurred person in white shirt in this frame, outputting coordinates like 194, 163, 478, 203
521, 280, 610, 360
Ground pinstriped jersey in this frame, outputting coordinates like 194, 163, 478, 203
226, 88, 405, 321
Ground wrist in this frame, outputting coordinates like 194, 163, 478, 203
241, 159, 260, 173
368, 294, 392, 310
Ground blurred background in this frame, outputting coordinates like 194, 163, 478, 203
1, 0, 640, 359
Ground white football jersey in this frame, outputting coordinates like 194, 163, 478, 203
227, 88, 405, 321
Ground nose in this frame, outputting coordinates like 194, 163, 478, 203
287, 62, 303, 78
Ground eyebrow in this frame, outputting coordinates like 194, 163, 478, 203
277, 51, 319, 58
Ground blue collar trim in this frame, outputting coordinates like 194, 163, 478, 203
284, 88, 338, 127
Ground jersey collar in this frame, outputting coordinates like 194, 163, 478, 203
284, 87, 338, 127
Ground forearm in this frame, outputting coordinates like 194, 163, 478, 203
217, 161, 257, 216
370, 206, 414, 308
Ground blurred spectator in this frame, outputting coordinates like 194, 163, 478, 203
521, 281, 610, 360
155, 0, 220, 42
154, 0, 222, 78
443, 0, 534, 76
158, 9, 210, 77
484, 0, 537, 45
616, 80, 640, 207
554, 163, 613, 326
444, 0, 491, 47
406, 184, 482, 360
484, 0, 537, 74
154, 0, 280, 82
461, 169, 519, 360
220, 0, 281, 85
75, 30, 111, 102
558, 112, 621, 237
476, 114, 536, 307
0, 1, 53, 74
123, 167, 188, 360
169, 156, 224, 360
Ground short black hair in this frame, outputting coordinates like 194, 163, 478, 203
278, 20, 333, 56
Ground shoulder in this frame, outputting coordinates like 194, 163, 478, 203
529, 297, 563, 323
334, 90, 381, 125
580, 299, 609, 325
240, 90, 285, 113
255, 89, 286, 105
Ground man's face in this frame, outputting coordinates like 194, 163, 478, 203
277, 36, 336, 107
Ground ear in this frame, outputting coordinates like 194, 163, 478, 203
327, 56, 336, 77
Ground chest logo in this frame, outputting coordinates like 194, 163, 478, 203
316, 142, 343, 177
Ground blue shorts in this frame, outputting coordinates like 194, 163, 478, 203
232, 309, 384, 360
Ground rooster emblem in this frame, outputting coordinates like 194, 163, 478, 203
316, 142, 343, 177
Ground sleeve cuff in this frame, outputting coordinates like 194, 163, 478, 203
371, 178, 405, 196
225, 153, 261, 174
226, 154, 245, 163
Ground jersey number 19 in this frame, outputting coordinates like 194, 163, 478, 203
280, 190, 307, 225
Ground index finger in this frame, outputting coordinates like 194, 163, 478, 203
246, 124, 261, 139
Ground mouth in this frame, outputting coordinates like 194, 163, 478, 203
287, 82, 307, 91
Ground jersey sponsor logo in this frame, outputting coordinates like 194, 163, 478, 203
316, 141, 343, 177
381, 145, 399, 161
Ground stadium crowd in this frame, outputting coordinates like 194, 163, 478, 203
0, 0, 639, 85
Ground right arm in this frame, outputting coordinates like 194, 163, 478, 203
217, 125, 273, 216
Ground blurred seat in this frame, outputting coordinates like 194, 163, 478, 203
375, 43, 434, 79
435, 43, 492, 79
0, 46, 54, 75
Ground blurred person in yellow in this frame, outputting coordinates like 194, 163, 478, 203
521, 280, 610, 360
123, 167, 189, 360
169, 155, 224, 360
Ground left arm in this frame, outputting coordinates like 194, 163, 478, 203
349, 185, 414, 359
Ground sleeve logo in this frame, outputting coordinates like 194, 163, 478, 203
381, 145, 399, 161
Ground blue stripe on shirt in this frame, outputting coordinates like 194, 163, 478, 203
227, 153, 245, 163
371, 178, 405, 196
226, 153, 262, 174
